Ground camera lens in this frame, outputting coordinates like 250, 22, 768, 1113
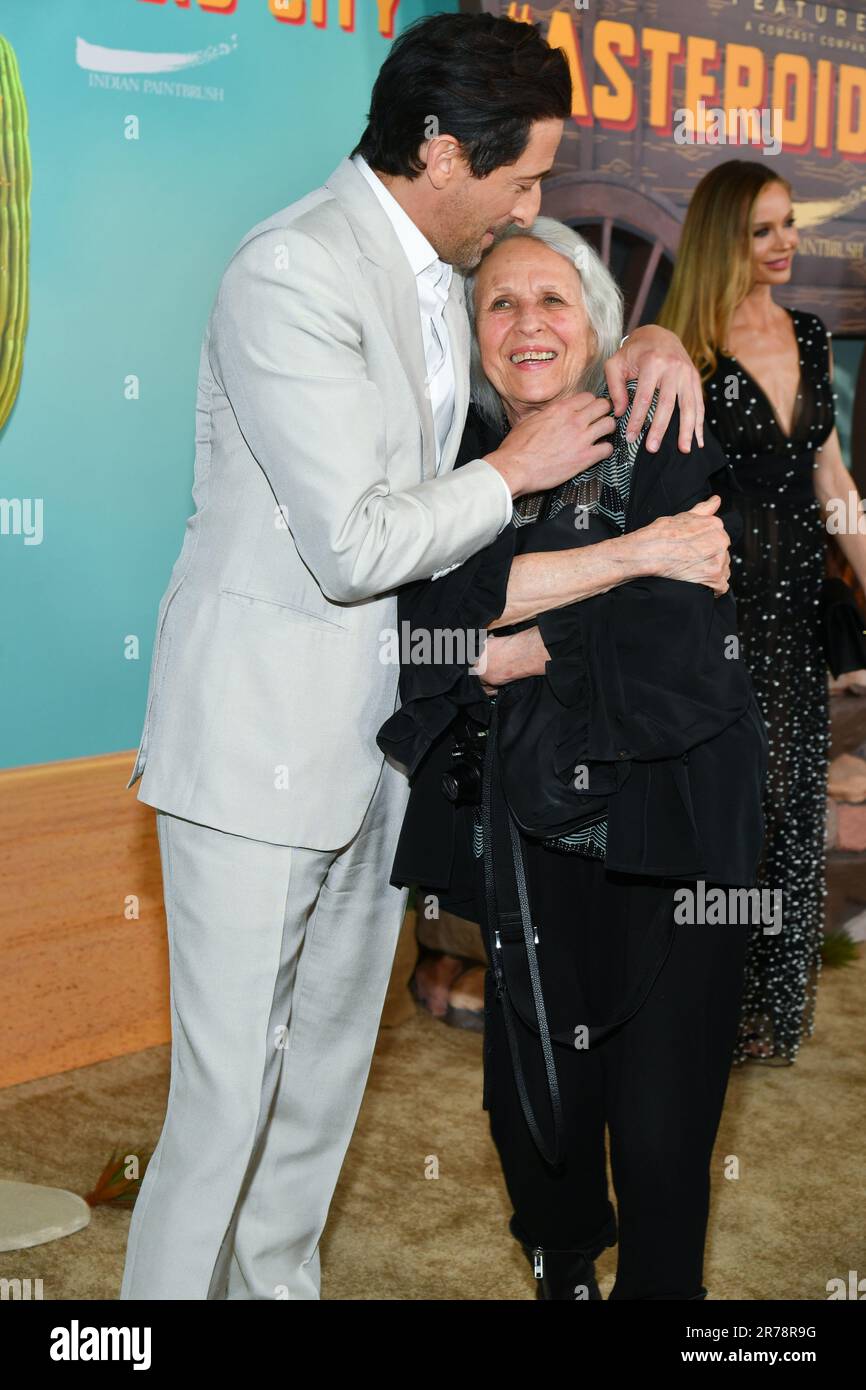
441, 762, 482, 806
441, 771, 461, 803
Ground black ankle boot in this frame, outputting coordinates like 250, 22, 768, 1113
510, 1213, 616, 1301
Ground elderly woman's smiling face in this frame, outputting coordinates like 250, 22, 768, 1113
473, 235, 595, 424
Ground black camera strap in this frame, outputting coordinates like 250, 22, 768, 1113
480, 697, 678, 1169
480, 696, 565, 1168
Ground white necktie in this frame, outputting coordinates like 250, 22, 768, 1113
422, 262, 454, 471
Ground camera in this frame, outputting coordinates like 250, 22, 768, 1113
440, 709, 489, 807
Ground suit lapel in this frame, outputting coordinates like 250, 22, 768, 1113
439, 271, 471, 477
325, 158, 437, 482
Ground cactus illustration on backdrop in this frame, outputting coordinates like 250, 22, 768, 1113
0, 33, 31, 436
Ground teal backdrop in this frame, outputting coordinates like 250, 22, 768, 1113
0, 0, 458, 770
0, 0, 861, 770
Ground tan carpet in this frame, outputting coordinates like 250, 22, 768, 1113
0, 951, 863, 1301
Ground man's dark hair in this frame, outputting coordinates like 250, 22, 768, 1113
351, 12, 572, 180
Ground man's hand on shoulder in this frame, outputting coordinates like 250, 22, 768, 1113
483, 392, 617, 501
605, 324, 704, 456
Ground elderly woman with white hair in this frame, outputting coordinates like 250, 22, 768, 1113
378, 218, 768, 1302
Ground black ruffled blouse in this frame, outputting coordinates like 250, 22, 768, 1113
378, 390, 769, 916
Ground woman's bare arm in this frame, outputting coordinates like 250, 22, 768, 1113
813, 427, 866, 590
813, 347, 866, 592
475, 492, 734, 686
486, 496, 731, 631
472, 625, 551, 690
485, 533, 637, 630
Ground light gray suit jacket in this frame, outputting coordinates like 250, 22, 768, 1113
127, 156, 511, 849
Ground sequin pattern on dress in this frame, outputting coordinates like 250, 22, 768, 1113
704, 306, 835, 1067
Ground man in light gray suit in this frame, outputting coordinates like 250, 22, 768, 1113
120, 13, 709, 1300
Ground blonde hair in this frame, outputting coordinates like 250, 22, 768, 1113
658, 160, 792, 383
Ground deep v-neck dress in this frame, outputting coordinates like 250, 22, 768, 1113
704, 306, 836, 1066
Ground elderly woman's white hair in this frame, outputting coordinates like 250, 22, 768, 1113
465, 216, 624, 433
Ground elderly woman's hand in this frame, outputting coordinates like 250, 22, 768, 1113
469, 627, 551, 692
605, 325, 705, 455
629, 496, 732, 595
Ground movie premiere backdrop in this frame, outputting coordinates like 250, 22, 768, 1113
0, 0, 864, 772
0, 0, 447, 771
481, 0, 866, 451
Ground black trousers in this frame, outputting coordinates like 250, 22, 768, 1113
478, 839, 749, 1300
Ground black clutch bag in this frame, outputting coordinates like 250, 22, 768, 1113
821, 577, 866, 678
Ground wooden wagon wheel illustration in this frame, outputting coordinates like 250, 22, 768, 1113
541, 173, 682, 334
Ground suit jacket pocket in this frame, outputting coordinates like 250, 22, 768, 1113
218, 586, 348, 632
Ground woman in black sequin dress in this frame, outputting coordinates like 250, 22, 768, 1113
660, 161, 866, 1066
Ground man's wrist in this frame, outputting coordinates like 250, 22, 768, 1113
472, 455, 514, 530
483, 447, 525, 501
493, 464, 513, 530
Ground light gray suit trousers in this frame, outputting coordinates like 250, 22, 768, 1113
121, 757, 410, 1299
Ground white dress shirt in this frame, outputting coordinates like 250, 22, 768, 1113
352, 154, 513, 552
